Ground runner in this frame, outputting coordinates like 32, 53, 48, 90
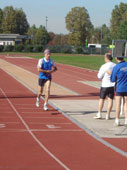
36, 49, 57, 110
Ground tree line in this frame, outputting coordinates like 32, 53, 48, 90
0, 2, 127, 48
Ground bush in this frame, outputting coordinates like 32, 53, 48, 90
15, 44, 24, 52
76, 47, 84, 54
60, 46, 72, 53
4, 45, 14, 52
0, 45, 4, 52
33, 45, 43, 52
24, 45, 34, 52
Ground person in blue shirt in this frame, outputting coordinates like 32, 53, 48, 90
36, 49, 57, 110
111, 56, 127, 126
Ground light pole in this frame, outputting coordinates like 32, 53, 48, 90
101, 26, 103, 43
45, 16, 48, 47
46, 16, 48, 31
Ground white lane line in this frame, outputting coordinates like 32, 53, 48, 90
29, 123, 72, 125
0, 122, 19, 124
0, 124, 6, 128
15, 104, 35, 105
21, 112, 45, 113
0, 88, 70, 170
46, 124, 61, 129
23, 117, 64, 119
0, 129, 83, 132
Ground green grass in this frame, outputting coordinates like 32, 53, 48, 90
28, 53, 117, 71
2, 52, 118, 71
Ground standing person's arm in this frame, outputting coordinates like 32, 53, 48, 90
97, 65, 105, 80
110, 67, 117, 82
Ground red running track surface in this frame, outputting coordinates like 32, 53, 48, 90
0, 61, 127, 169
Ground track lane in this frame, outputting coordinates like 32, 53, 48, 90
0, 57, 127, 169
1, 55, 99, 99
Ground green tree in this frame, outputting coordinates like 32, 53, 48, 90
34, 25, 50, 45
110, 2, 127, 39
0, 8, 3, 33
2, 6, 29, 34
27, 24, 37, 44
117, 20, 127, 39
15, 8, 29, 34
2, 6, 16, 33
65, 7, 93, 46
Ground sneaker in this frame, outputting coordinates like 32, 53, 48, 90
125, 119, 127, 126
44, 104, 48, 111
106, 114, 110, 120
36, 98, 40, 107
93, 113, 102, 119
114, 119, 120, 126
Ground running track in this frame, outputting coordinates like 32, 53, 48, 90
0, 54, 127, 170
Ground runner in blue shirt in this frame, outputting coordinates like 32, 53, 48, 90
111, 57, 127, 126
36, 49, 57, 110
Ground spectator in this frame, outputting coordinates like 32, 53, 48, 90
94, 53, 116, 120
111, 56, 127, 126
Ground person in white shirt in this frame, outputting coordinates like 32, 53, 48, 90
94, 53, 116, 119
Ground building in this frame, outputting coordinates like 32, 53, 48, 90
0, 34, 31, 46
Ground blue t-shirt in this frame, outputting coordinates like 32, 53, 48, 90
111, 61, 127, 92
38, 58, 54, 80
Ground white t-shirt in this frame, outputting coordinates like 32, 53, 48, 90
97, 61, 116, 87
37, 58, 56, 68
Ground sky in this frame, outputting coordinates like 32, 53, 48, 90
0, 0, 127, 34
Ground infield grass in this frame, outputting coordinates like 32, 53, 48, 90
28, 53, 117, 71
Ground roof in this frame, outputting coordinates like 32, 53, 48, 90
0, 34, 30, 39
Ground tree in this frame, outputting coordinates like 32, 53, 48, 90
117, 20, 127, 40
65, 7, 93, 46
27, 24, 37, 44
110, 2, 127, 39
34, 25, 50, 45
0, 9, 3, 33
2, 6, 29, 34
14, 8, 29, 34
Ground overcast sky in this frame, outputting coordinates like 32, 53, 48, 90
0, 0, 127, 34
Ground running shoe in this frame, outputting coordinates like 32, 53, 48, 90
36, 98, 40, 107
44, 104, 48, 111
125, 119, 127, 126
105, 114, 110, 120
93, 112, 102, 119
114, 119, 120, 126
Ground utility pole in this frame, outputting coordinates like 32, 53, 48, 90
101, 27, 102, 43
45, 16, 48, 47
46, 16, 48, 30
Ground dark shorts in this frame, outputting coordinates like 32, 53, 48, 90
38, 79, 51, 87
116, 92, 127, 96
100, 87, 114, 99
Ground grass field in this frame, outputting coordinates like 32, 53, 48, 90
28, 53, 118, 71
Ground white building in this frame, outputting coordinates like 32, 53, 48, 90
0, 34, 30, 46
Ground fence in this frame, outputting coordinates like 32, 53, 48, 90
0, 44, 110, 55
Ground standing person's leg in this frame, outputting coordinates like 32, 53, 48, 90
98, 98, 104, 113
94, 98, 104, 119
115, 96, 122, 125
43, 80, 51, 110
123, 96, 127, 125
106, 97, 113, 120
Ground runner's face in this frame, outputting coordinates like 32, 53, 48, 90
45, 52, 50, 60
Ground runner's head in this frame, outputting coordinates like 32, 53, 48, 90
44, 49, 50, 60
